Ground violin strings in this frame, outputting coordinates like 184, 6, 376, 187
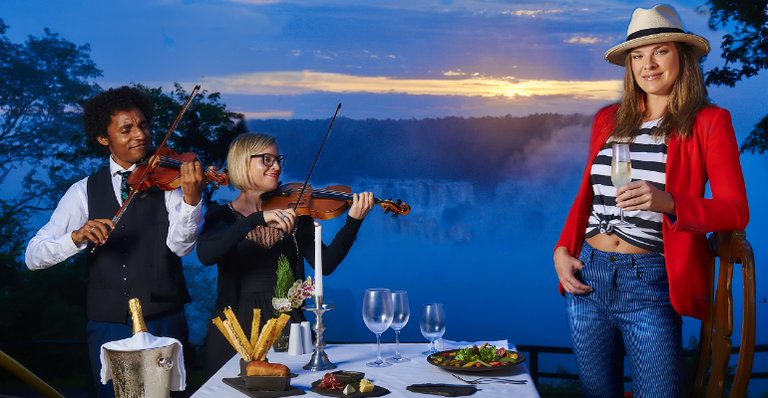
309, 188, 386, 204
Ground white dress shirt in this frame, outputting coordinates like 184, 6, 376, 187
25, 156, 204, 270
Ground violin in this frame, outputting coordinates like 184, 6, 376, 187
126, 146, 229, 191
261, 182, 410, 220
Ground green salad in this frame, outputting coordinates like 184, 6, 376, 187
454, 344, 500, 363
430, 344, 520, 368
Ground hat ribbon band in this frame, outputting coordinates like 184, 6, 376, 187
627, 27, 685, 41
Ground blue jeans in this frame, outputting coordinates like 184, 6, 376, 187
565, 241, 683, 398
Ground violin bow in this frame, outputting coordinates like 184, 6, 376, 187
292, 103, 342, 213
91, 85, 201, 253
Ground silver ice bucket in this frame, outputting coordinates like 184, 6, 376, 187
105, 343, 177, 398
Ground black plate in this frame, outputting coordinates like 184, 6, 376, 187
310, 380, 390, 397
426, 349, 526, 372
406, 384, 477, 397
222, 377, 305, 397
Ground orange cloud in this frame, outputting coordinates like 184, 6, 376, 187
187, 71, 621, 100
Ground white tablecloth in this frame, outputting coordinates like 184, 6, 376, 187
192, 343, 540, 398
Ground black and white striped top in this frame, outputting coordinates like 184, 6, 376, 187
584, 118, 667, 252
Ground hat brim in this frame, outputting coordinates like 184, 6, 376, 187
604, 33, 710, 66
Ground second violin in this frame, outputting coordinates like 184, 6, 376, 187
261, 182, 410, 220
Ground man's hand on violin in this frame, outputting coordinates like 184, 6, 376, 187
72, 219, 115, 246
348, 192, 375, 220
180, 160, 207, 206
264, 208, 296, 232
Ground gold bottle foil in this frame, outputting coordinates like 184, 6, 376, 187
128, 298, 148, 334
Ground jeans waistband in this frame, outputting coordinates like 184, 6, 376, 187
580, 240, 664, 268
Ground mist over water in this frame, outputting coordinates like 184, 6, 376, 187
171, 111, 765, 384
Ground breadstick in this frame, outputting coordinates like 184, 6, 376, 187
223, 306, 253, 356
267, 314, 291, 349
223, 319, 252, 361
211, 317, 234, 350
252, 318, 277, 361
250, 308, 262, 348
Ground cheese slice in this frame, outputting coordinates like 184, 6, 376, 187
342, 384, 355, 395
359, 379, 374, 393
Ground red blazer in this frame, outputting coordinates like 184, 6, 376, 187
556, 104, 749, 320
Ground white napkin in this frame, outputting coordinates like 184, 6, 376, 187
435, 338, 516, 351
100, 332, 186, 390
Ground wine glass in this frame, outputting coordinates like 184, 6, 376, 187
420, 303, 445, 355
362, 288, 394, 367
611, 143, 633, 227
386, 291, 410, 363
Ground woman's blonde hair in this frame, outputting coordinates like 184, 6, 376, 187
609, 42, 712, 142
227, 132, 277, 192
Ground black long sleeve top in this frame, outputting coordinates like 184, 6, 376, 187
197, 202, 364, 314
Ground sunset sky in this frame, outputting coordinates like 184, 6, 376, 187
5, 0, 762, 122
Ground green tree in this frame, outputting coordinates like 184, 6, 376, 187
0, 19, 102, 345
704, 0, 768, 154
0, 16, 103, 244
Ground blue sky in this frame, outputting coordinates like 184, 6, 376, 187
3, 0, 751, 120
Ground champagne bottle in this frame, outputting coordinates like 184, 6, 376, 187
128, 298, 148, 334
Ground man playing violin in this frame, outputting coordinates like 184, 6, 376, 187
25, 86, 207, 398
196, 132, 374, 379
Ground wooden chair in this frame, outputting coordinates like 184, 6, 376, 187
689, 230, 756, 398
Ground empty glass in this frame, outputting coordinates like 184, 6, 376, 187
362, 288, 394, 367
420, 303, 446, 355
386, 290, 410, 363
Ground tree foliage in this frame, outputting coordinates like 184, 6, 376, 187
0, 19, 102, 345
704, 0, 768, 154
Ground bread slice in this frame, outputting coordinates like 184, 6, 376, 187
246, 361, 290, 377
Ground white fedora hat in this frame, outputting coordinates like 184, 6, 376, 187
604, 4, 710, 66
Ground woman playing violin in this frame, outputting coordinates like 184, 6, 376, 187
197, 132, 374, 379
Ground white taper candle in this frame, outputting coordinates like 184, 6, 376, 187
314, 222, 323, 297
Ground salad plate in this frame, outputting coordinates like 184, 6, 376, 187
426, 347, 526, 373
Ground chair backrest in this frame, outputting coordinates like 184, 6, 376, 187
689, 230, 756, 398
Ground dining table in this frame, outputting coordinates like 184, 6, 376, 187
191, 341, 541, 398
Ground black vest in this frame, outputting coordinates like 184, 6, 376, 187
86, 167, 190, 323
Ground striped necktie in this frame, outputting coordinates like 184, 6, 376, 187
118, 171, 131, 202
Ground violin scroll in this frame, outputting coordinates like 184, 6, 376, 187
380, 198, 410, 218
204, 166, 229, 190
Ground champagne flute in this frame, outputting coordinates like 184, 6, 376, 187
362, 288, 394, 367
386, 291, 410, 363
611, 143, 633, 227
420, 303, 445, 355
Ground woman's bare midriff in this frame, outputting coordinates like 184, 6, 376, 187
586, 233, 652, 254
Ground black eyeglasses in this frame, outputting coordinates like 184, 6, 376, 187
251, 153, 286, 168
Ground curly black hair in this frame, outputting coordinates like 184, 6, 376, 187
83, 86, 154, 150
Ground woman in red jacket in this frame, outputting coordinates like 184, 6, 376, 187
553, 5, 748, 397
